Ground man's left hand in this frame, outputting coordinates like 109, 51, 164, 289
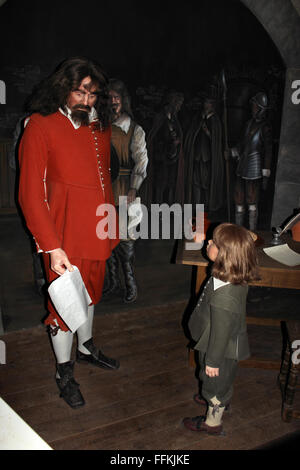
127, 188, 137, 204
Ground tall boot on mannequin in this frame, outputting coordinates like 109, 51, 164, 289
117, 240, 137, 303
102, 250, 120, 297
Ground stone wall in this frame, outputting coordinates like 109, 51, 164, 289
242, 0, 300, 226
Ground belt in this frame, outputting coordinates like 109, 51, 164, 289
119, 168, 132, 176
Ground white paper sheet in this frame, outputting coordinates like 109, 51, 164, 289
48, 266, 91, 332
263, 243, 300, 267
0, 397, 52, 450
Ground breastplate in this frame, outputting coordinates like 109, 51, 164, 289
243, 120, 264, 157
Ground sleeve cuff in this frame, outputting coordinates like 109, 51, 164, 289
130, 174, 144, 191
205, 358, 221, 368
231, 148, 239, 158
262, 169, 271, 177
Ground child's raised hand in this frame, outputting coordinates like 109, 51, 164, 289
205, 366, 219, 377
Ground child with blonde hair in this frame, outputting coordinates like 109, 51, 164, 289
183, 223, 259, 435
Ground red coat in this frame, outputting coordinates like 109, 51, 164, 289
18, 111, 119, 260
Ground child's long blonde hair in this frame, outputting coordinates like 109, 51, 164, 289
211, 223, 260, 285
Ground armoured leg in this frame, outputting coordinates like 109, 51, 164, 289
248, 204, 258, 231
246, 180, 259, 231
116, 240, 137, 303
102, 250, 120, 296
235, 205, 245, 226
234, 177, 245, 226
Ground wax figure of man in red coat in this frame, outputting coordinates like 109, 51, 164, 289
18, 57, 120, 409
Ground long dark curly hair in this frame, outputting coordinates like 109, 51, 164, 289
24, 56, 110, 129
108, 78, 134, 120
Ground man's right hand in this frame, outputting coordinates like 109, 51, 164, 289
50, 248, 74, 275
228, 147, 240, 160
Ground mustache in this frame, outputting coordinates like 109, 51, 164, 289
72, 104, 91, 112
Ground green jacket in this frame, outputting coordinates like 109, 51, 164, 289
188, 277, 250, 368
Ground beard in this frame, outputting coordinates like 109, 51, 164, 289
110, 104, 121, 122
71, 104, 91, 126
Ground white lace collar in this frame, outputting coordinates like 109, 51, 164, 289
213, 277, 230, 290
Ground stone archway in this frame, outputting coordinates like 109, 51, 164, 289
242, 0, 300, 67
241, 0, 300, 227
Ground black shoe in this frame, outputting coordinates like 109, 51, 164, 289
124, 284, 137, 303
183, 415, 224, 435
76, 338, 120, 370
56, 361, 85, 409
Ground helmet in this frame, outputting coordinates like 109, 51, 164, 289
250, 92, 269, 109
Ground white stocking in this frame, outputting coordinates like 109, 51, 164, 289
77, 305, 94, 354
205, 396, 225, 427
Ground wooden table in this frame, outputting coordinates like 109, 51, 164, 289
176, 231, 300, 370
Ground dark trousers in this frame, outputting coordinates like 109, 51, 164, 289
198, 351, 238, 407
